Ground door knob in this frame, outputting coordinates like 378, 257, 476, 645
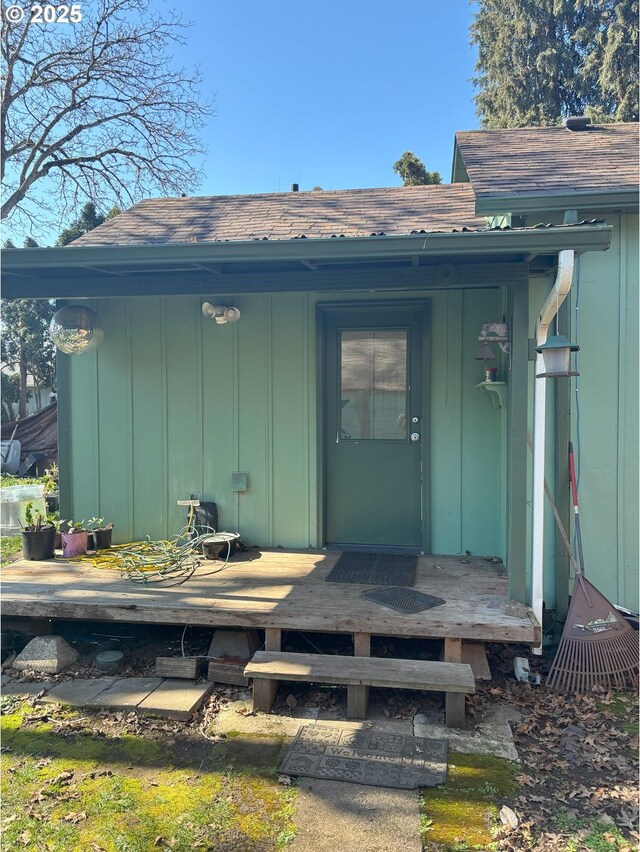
410, 432, 420, 442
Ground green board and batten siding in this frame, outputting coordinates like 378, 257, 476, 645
64, 288, 505, 559
570, 213, 638, 611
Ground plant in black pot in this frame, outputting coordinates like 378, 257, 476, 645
21, 502, 56, 561
88, 517, 114, 551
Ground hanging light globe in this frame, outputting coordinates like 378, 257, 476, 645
50, 305, 104, 355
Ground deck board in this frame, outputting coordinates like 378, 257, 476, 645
1, 550, 539, 644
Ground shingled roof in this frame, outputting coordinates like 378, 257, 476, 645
455, 122, 639, 200
71, 183, 485, 246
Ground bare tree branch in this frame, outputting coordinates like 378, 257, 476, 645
1, 0, 214, 231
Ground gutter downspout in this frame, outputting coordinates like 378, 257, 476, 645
531, 211, 578, 654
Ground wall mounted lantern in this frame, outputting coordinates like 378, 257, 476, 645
202, 302, 241, 325
50, 305, 104, 355
535, 334, 580, 378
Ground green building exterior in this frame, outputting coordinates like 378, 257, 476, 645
3, 122, 637, 619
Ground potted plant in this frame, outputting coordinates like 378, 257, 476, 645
88, 517, 113, 551
60, 519, 88, 558
21, 502, 56, 561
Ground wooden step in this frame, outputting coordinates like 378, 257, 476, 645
244, 651, 475, 727
245, 651, 475, 692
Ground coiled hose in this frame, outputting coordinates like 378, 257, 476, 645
68, 526, 237, 586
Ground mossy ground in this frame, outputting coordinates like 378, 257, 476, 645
1, 697, 297, 851
419, 751, 517, 851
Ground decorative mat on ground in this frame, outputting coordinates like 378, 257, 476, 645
279, 724, 448, 789
325, 552, 417, 586
361, 586, 445, 614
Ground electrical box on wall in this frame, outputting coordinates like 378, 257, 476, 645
231, 472, 249, 492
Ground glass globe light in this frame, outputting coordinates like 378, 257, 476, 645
50, 305, 104, 355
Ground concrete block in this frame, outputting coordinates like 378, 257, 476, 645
93, 677, 163, 710
13, 636, 79, 674
137, 679, 214, 720
208, 629, 261, 662
41, 677, 118, 707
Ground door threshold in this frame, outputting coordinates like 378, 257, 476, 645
324, 544, 422, 555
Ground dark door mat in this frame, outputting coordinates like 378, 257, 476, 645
325, 552, 417, 586
361, 586, 445, 614
279, 724, 448, 789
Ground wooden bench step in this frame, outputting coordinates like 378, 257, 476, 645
244, 651, 475, 727
245, 651, 475, 693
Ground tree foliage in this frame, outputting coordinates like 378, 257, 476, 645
56, 201, 119, 246
1, 0, 213, 232
471, 0, 639, 127
393, 152, 442, 186
1, 298, 56, 420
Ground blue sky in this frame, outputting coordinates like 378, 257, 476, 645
181, 1, 479, 196
6, 1, 480, 244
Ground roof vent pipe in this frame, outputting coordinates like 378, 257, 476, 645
291, 183, 299, 192
564, 116, 592, 131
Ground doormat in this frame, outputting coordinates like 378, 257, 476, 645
279, 724, 447, 789
362, 586, 445, 614
325, 552, 417, 586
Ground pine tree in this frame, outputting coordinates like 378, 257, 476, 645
471, 0, 639, 128
393, 152, 442, 186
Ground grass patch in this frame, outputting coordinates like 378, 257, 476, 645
1, 699, 298, 851
419, 751, 517, 850
556, 808, 629, 851
1, 534, 21, 564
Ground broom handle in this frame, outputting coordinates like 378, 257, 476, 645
568, 442, 586, 578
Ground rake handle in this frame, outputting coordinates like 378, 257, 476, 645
568, 442, 586, 579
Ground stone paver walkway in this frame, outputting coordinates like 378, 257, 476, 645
3, 676, 213, 720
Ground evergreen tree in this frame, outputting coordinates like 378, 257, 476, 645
393, 152, 442, 186
471, 0, 639, 127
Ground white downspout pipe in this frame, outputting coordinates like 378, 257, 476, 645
531, 247, 575, 653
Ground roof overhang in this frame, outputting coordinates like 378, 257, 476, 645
475, 189, 639, 217
1, 224, 613, 299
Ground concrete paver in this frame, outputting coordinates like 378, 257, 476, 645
413, 704, 520, 761
137, 678, 214, 720
213, 695, 321, 737
92, 677, 163, 710
2, 680, 52, 696
41, 677, 118, 707
290, 779, 422, 852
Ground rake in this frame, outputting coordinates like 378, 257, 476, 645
546, 443, 639, 693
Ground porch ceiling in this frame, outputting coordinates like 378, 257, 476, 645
2, 222, 612, 300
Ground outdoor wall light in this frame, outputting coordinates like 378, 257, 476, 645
202, 302, 241, 325
50, 305, 104, 355
535, 334, 580, 378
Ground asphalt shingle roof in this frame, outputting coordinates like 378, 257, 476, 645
70, 184, 486, 246
455, 122, 639, 199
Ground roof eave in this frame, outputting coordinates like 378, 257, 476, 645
474, 189, 639, 217
2, 224, 613, 274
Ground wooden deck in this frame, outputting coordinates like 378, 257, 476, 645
1, 550, 540, 645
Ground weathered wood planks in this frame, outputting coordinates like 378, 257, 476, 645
0, 550, 540, 644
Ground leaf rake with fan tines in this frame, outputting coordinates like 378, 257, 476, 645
546, 444, 639, 693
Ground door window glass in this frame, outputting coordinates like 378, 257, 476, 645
340, 329, 408, 440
